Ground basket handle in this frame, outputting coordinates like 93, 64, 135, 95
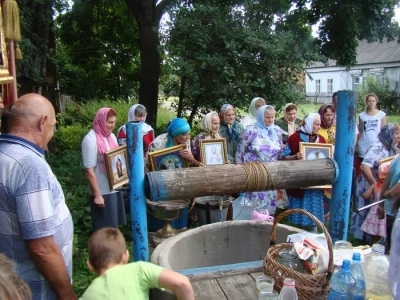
269, 208, 334, 278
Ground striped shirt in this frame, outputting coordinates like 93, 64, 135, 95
0, 134, 73, 300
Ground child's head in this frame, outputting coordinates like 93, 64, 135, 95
87, 228, 129, 274
0, 254, 32, 300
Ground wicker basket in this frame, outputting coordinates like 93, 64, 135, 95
263, 209, 333, 300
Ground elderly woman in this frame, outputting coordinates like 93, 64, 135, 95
275, 103, 302, 144
218, 104, 244, 163
281, 113, 326, 230
236, 105, 283, 215
318, 103, 336, 144
192, 111, 223, 162
145, 117, 200, 170
241, 97, 266, 128
145, 118, 200, 231
81, 108, 126, 230
117, 104, 154, 155
351, 123, 400, 242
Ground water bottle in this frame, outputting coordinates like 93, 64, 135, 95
328, 260, 355, 300
278, 278, 298, 300
351, 252, 366, 300
364, 244, 391, 300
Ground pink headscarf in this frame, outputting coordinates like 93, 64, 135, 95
93, 108, 118, 172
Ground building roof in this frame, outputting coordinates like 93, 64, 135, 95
307, 39, 400, 68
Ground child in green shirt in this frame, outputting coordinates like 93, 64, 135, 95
80, 228, 194, 300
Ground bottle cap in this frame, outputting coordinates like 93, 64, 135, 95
371, 243, 385, 254
342, 259, 351, 270
283, 278, 296, 287
352, 252, 361, 261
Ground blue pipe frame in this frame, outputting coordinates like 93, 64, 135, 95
328, 90, 357, 242
126, 121, 149, 262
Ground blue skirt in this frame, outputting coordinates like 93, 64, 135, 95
288, 189, 324, 227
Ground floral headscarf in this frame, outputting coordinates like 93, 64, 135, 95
318, 104, 335, 129
219, 104, 241, 143
378, 123, 398, 155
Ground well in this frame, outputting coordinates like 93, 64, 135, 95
150, 220, 303, 299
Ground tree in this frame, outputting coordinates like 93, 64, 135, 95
57, 0, 140, 100
163, 2, 325, 124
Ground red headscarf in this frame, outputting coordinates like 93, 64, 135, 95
93, 108, 118, 172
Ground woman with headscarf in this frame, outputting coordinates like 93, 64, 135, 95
235, 105, 283, 215
117, 104, 154, 155
318, 103, 336, 144
241, 97, 266, 128
145, 117, 200, 231
317, 103, 336, 222
350, 123, 400, 242
275, 103, 302, 144
81, 108, 127, 230
218, 104, 244, 163
192, 111, 224, 162
281, 113, 326, 230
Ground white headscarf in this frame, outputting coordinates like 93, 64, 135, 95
296, 113, 319, 135
249, 97, 265, 118
201, 112, 219, 137
127, 104, 152, 134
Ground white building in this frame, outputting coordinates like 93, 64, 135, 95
305, 40, 400, 103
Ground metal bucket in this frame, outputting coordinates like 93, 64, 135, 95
194, 196, 231, 225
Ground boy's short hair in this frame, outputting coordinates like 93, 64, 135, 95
88, 228, 127, 272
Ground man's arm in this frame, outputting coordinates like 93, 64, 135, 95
158, 269, 195, 300
27, 236, 77, 300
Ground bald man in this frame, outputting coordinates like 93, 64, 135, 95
0, 94, 76, 300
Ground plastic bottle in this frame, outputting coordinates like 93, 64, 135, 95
278, 278, 298, 300
328, 259, 355, 300
351, 252, 366, 300
364, 244, 391, 300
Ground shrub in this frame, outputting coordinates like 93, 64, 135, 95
357, 76, 398, 115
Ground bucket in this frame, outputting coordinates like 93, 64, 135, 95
194, 196, 231, 225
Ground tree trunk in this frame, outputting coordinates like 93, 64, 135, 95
177, 76, 186, 118
125, 0, 161, 128
188, 95, 200, 127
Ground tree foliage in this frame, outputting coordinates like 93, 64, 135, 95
163, 2, 325, 124
56, 0, 140, 100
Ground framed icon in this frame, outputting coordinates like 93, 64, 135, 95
199, 138, 228, 166
147, 144, 190, 171
104, 145, 129, 190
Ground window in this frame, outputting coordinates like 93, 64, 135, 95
316, 79, 321, 94
352, 77, 360, 91
327, 79, 333, 93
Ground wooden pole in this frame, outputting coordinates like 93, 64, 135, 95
146, 158, 338, 201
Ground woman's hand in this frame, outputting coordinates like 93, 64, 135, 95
294, 152, 304, 160
180, 149, 203, 167
94, 195, 105, 208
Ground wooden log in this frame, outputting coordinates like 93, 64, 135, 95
146, 158, 338, 201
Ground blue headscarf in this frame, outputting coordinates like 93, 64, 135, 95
166, 118, 190, 147
255, 105, 279, 141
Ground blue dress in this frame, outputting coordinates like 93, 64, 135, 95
282, 133, 324, 226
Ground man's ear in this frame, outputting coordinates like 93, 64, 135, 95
39, 115, 48, 131
121, 249, 129, 264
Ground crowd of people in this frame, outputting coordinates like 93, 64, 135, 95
0, 91, 400, 299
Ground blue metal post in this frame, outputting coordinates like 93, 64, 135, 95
328, 90, 357, 242
126, 122, 148, 261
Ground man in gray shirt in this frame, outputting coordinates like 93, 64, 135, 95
0, 94, 76, 300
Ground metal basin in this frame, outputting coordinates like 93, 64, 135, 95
146, 199, 190, 221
